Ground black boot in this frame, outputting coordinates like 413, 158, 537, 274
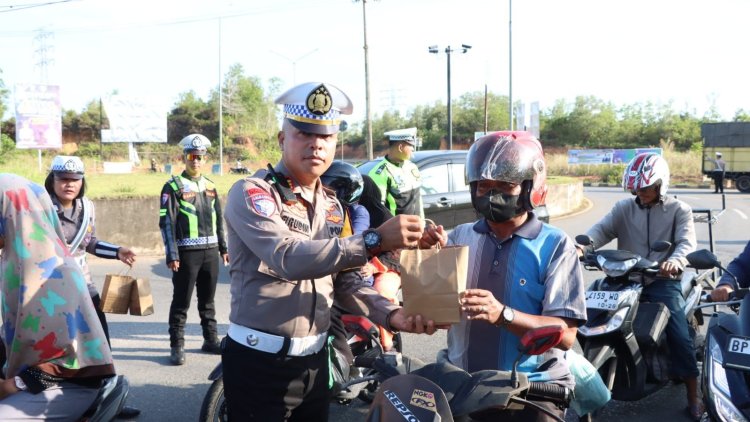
170, 346, 185, 365
118, 405, 142, 419
201, 339, 221, 354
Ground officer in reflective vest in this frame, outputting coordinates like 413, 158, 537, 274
159, 134, 229, 365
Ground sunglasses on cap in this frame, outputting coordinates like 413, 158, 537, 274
185, 153, 205, 161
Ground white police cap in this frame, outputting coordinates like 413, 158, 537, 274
384, 127, 417, 146
50, 156, 85, 179
179, 134, 211, 154
275, 82, 353, 135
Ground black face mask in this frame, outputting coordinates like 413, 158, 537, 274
472, 190, 526, 223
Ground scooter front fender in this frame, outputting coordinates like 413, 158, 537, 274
207, 362, 222, 381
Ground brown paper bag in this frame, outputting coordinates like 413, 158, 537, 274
399, 245, 469, 324
99, 274, 134, 314
129, 278, 154, 316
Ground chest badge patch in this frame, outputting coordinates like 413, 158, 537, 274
161, 193, 169, 205
246, 188, 277, 217
325, 203, 343, 224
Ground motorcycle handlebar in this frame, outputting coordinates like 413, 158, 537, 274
353, 355, 376, 369
527, 382, 572, 404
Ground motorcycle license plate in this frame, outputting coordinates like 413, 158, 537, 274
724, 335, 750, 371
586, 291, 620, 311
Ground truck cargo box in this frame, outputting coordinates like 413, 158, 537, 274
702, 122, 750, 192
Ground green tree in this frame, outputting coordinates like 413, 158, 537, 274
168, 90, 216, 144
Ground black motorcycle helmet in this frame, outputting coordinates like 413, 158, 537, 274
321, 161, 364, 206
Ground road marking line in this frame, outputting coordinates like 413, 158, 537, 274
733, 209, 748, 219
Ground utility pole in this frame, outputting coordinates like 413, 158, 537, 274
218, 18, 224, 175
355, 0, 374, 160
508, 0, 513, 130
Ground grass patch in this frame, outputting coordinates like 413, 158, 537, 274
0, 149, 706, 199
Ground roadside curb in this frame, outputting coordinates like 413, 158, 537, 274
583, 182, 713, 189
550, 197, 593, 221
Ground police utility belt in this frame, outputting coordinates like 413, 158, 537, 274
227, 323, 327, 357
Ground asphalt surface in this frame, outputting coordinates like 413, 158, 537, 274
88, 187, 749, 421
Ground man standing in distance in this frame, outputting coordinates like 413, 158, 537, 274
159, 134, 229, 365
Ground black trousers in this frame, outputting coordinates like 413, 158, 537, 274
222, 336, 330, 422
713, 172, 724, 193
168, 247, 219, 347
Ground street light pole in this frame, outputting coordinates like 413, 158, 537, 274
446, 47, 452, 150
429, 44, 471, 150
269, 48, 319, 85
359, 0, 374, 161
508, 0, 513, 130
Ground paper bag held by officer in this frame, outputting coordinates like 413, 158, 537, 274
100, 274, 134, 314
399, 245, 469, 324
129, 278, 154, 316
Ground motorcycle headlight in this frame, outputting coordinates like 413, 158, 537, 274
597, 255, 638, 277
707, 335, 748, 422
578, 306, 629, 337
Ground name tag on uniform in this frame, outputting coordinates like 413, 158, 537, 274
281, 213, 311, 235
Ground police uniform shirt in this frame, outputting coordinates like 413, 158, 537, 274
223, 162, 399, 339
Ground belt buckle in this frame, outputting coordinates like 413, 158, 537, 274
246, 333, 259, 347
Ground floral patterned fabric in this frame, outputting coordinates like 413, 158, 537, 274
0, 174, 114, 380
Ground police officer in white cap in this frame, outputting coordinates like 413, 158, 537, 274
367, 127, 424, 219
158, 134, 229, 365
44, 155, 142, 420
222, 82, 445, 421
713, 151, 726, 193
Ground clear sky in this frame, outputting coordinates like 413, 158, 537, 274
1, 0, 748, 127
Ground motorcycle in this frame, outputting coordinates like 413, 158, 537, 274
364, 325, 573, 422
198, 312, 403, 422
689, 249, 750, 422
574, 235, 713, 421
79, 375, 130, 422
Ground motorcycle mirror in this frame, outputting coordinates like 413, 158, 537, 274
575, 235, 593, 246
686, 249, 721, 270
651, 240, 671, 252
518, 325, 564, 356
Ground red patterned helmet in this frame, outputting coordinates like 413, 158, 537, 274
466, 131, 547, 210
622, 153, 670, 196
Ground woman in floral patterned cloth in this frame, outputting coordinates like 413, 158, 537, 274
0, 173, 115, 421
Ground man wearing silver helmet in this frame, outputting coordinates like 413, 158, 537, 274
221, 82, 445, 421
159, 134, 229, 366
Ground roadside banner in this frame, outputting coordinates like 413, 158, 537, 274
568, 149, 614, 164
14, 84, 62, 149
101, 95, 167, 143
569, 148, 663, 165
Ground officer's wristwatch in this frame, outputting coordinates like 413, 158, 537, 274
363, 229, 382, 257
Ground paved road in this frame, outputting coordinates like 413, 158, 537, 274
89, 188, 748, 421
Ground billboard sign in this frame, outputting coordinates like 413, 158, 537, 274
102, 95, 167, 143
14, 84, 62, 149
